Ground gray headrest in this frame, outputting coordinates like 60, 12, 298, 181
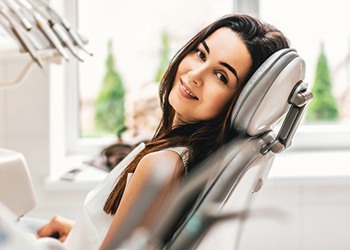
230, 48, 305, 136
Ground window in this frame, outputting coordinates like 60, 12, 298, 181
63, 0, 234, 155
235, 0, 350, 150
238, 0, 350, 150
63, 0, 350, 158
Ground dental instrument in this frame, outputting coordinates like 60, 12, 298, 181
33, 11, 69, 61
24, 0, 85, 61
0, 2, 44, 69
15, 0, 69, 61
33, 0, 93, 56
4, 0, 32, 31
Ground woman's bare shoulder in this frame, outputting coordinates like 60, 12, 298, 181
137, 149, 185, 178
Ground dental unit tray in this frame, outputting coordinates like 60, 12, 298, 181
0, 0, 91, 70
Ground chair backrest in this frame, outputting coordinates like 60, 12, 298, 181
142, 48, 313, 250
231, 48, 304, 136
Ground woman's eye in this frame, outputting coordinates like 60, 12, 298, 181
216, 72, 228, 84
195, 49, 206, 61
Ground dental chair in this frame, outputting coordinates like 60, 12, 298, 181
109, 48, 313, 250
0, 48, 312, 250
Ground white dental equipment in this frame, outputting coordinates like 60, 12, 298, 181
0, 148, 36, 219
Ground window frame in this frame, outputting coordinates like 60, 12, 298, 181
63, 0, 113, 155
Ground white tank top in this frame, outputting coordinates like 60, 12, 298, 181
64, 143, 188, 250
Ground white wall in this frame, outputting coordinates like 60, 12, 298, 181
239, 177, 350, 250
0, 57, 90, 220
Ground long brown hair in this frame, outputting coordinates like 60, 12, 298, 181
104, 13, 290, 214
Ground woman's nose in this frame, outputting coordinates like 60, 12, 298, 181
188, 66, 205, 86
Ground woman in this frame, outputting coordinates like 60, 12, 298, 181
37, 13, 289, 249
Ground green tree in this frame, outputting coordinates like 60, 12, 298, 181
155, 31, 171, 82
306, 43, 339, 121
95, 39, 126, 138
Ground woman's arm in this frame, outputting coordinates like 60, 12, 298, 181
99, 150, 184, 250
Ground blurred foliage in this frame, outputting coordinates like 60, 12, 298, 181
95, 39, 126, 137
155, 31, 171, 83
306, 43, 339, 121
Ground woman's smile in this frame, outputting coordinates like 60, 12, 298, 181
179, 79, 198, 100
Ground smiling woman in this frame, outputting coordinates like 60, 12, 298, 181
169, 28, 252, 124
72, 0, 235, 143
41, 12, 290, 250
57, 0, 350, 177
38, 1, 350, 249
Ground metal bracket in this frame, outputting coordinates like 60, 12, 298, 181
261, 80, 313, 154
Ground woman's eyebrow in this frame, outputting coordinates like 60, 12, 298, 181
220, 62, 239, 82
201, 40, 240, 82
202, 41, 210, 53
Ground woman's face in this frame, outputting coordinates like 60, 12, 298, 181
169, 27, 252, 126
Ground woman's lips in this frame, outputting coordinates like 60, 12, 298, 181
179, 80, 198, 100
